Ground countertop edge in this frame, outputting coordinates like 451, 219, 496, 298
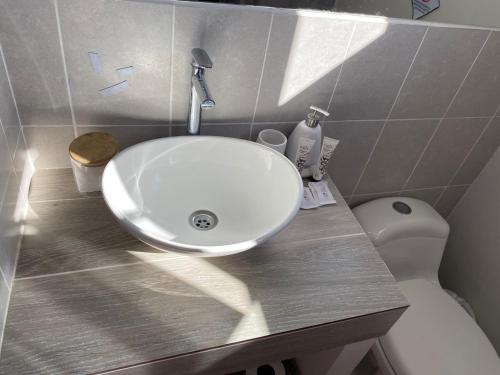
99, 306, 408, 375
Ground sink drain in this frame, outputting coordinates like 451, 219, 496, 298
189, 210, 218, 231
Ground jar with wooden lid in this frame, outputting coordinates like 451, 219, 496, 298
69, 132, 118, 193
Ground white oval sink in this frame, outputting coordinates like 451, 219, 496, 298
102, 136, 303, 256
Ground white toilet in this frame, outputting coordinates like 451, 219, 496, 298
352, 197, 500, 375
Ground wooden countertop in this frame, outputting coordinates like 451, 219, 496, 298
0, 169, 407, 375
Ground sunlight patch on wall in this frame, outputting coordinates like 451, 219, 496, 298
344, 21, 387, 59
278, 17, 387, 106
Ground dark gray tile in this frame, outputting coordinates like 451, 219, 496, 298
349, 186, 445, 208
448, 31, 500, 118
391, 27, 489, 119
24, 126, 75, 169
171, 126, 188, 137
172, 124, 251, 139
172, 4, 271, 124
254, 14, 354, 122
406, 118, 488, 189
0, 0, 72, 125
452, 117, 500, 185
331, 22, 426, 120
172, 124, 250, 139
250, 122, 297, 141
349, 192, 399, 208
434, 185, 469, 218
77, 126, 170, 152
59, 0, 173, 125
0, 48, 20, 154
400, 187, 445, 206
201, 124, 250, 139
323, 121, 384, 196
355, 119, 438, 194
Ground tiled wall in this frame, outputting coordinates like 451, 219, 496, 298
2, 0, 500, 218
0, 39, 30, 346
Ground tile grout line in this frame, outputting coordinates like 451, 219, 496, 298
29, 180, 469, 204
168, 5, 176, 136
0, 218, 25, 351
0, 170, 13, 291
162, 0, 500, 32
0, 273, 12, 352
29, 195, 103, 204
0, 41, 22, 129
326, 22, 358, 115
432, 117, 495, 207
401, 29, 493, 193
10, 131, 21, 171
0, 39, 29, 162
250, 13, 274, 140
0, 255, 10, 292
19, 126, 32, 167
16, 115, 499, 128
0, 43, 16, 166
0, 39, 21, 167
10, 135, 20, 184
445, 183, 471, 219
14, 233, 367, 282
431, 185, 448, 207
54, 0, 77, 138
348, 183, 470, 199
445, 103, 500, 187
0, 117, 15, 173
432, 104, 500, 208
14, 260, 165, 282
0, 43, 21, 178
349, 26, 430, 202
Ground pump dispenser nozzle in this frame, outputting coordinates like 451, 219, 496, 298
306, 106, 330, 128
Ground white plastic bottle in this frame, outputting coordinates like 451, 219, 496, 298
285, 106, 330, 177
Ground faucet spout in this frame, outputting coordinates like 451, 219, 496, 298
192, 72, 215, 109
187, 49, 215, 135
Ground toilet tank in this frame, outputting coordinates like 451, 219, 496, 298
352, 197, 449, 285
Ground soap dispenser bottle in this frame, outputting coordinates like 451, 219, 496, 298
286, 106, 330, 177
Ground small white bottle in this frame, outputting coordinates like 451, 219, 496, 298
285, 106, 330, 177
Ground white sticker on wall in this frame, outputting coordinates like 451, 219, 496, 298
88, 52, 102, 75
99, 80, 129, 97
116, 66, 134, 78
413, 0, 440, 19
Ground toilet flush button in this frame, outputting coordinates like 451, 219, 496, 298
393, 201, 412, 215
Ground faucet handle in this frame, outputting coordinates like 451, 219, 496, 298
191, 48, 213, 69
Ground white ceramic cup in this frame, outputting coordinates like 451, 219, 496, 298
256, 129, 287, 154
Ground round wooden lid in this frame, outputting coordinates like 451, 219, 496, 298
69, 132, 118, 167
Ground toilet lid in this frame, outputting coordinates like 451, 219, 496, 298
379, 279, 500, 375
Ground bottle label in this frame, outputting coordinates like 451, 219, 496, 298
412, 0, 440, 19
294, 137, 316, 173
313, 137, 339, 180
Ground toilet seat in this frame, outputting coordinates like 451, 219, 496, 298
376, 279, 500, 375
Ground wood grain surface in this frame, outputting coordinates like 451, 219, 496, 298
0, 169, 407, 374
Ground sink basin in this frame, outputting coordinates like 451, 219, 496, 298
102, 136, 303, 256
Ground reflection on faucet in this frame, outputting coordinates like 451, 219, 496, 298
187, 48, 216, 135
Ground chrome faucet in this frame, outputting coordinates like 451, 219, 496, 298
187, 48, 215, 135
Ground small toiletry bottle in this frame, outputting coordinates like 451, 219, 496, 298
286, 106, 330, 177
